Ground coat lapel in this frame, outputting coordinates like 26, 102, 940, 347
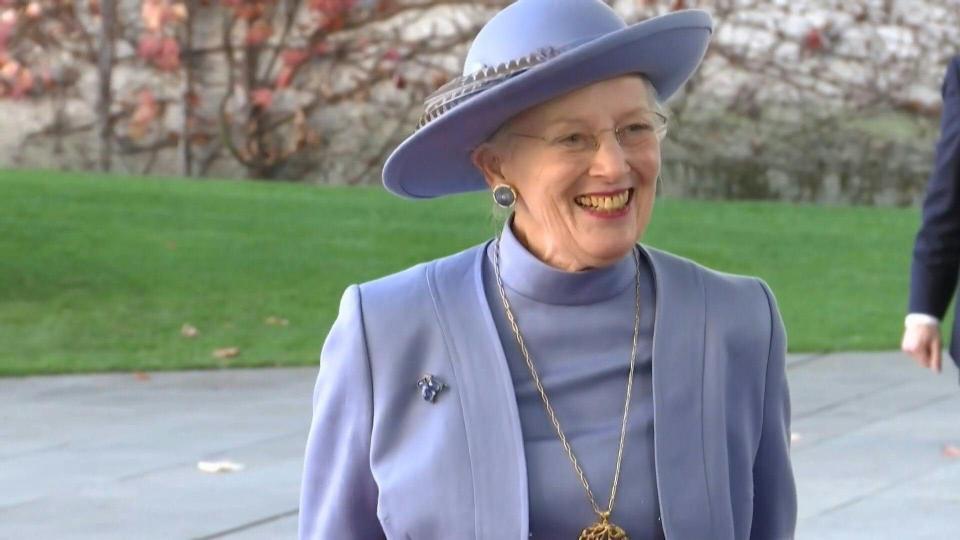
427, 242, 529, 540
641, 244, 715, 538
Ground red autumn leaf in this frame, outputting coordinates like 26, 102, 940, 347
310, 0, 356, 16
189, 131, 212, 145
0, 21, 13, 49
156, 37, 181, 70
323, 13, 345, 32
245, 19, 272, 46
393, 73, 405, 89
129, 88, 160, 139
281, 47, 309, 67
312, 41, 330, 57
227, 0, 265, 21
132, 88, 159, 118
803, 28, 823, 52
137, 34, 163, 60
275, 66, 295, 89
382, 48, 401, 62
237, 5, 260, 20
251, 87, 273, 108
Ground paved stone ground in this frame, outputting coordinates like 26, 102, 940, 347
788, 352, 960, 539
1, 351, 958, 539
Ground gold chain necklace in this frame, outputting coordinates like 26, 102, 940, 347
493, 235, 641, 540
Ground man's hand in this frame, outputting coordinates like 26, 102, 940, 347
901, 322, 943, 373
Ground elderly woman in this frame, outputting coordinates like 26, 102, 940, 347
299, 1, 796, 539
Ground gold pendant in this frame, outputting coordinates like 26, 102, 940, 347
578, 512, 629, 540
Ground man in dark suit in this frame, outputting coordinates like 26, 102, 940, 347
903, 56, 960, 380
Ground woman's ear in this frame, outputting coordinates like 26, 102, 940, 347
471, 142, 506, 190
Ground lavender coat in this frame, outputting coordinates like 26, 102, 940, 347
299, 240, 796, 539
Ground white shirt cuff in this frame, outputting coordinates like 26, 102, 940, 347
905, 313, 940, 327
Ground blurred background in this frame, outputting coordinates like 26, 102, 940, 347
2, 1, 959, 538
3, 0, 959, 373
0, 0, 956, 200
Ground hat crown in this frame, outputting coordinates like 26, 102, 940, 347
463, 0, 626, 76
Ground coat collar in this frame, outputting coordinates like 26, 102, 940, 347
426, 240, 713, 539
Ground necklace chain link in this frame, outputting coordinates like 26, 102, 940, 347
492, 234, 642, 522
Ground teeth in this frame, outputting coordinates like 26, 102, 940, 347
575, 190, 630, 211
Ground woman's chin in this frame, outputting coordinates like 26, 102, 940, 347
576, 240, 636, 266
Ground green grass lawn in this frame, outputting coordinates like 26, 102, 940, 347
0, 169, 944, 376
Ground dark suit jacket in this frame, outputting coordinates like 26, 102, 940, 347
909, 56, 960, 370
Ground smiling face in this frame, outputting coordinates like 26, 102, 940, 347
472, 74, 663, 271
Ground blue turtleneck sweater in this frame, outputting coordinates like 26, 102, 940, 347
482, 217, 662, 539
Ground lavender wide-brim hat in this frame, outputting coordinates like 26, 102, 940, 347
382, 0, 713, 199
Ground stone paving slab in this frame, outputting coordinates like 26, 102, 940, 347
0, 368, 317, 539
788, 352, 960, 538
796, 461, 960, 540
1, 352, 958, 539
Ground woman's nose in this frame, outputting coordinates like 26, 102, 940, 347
588, 132, 631, 179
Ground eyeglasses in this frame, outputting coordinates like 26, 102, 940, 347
506, 111, 667, 158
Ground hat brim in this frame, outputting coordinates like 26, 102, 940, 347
382, 10, 712, 199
